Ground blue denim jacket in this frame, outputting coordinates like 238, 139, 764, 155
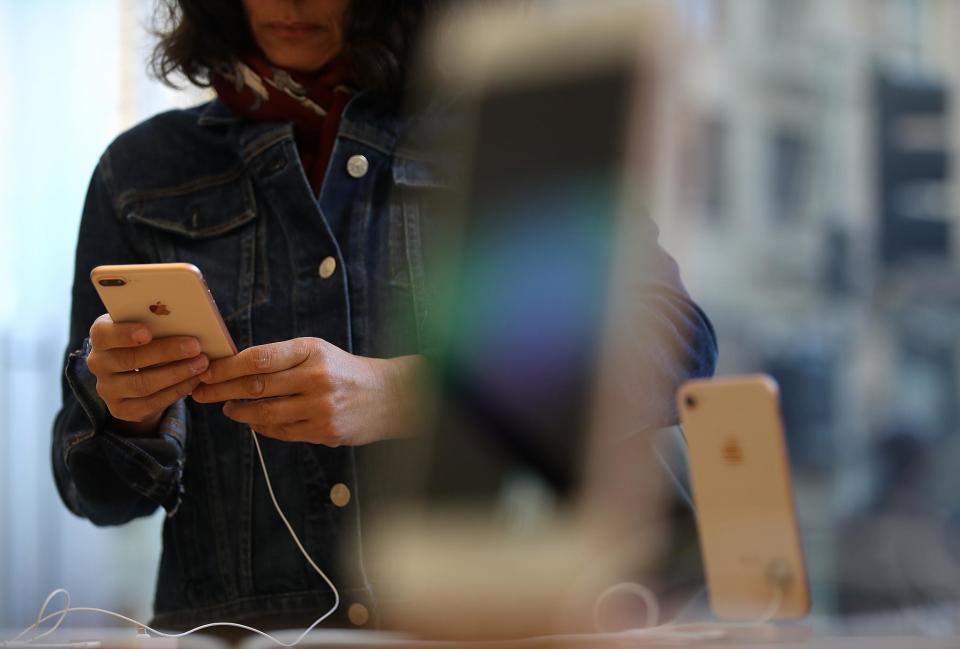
51, 92, 718, 631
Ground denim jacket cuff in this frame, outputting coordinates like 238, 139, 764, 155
64, 337, 108, 430
96, 423, 187, 516
63, 337, 188, 515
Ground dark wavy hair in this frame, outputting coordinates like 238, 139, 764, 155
150, 0, 439, 97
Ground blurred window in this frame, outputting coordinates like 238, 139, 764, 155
679, 114, 728, 225
767, 0, 808, 42
769, 128, 812, 222
675, 0, 726, 40
701, 116, 728, 224
883, 0, 924, 67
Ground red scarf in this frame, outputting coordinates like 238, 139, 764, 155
212, 53, 354, 195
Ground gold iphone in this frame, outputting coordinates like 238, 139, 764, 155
676, 375, 811, 620
90, 263, 237, 360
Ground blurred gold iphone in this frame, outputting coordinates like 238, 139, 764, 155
90, 263, 237, 360
677, 375, 810, 620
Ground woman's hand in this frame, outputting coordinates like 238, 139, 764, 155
190, 338, 426, 446
86, 313, 209, 435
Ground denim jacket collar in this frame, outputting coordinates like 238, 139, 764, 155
196, 94, 402, 157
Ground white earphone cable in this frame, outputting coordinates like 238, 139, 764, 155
3, 428, 338, 648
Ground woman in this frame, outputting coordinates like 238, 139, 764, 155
52, 0, 717, 634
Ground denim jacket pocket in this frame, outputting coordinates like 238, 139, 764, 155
119, 173, 261, 322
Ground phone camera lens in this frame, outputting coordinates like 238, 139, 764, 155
98, 278, 127, 287
684, 395, 697, 409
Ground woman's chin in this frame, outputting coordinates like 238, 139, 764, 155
260, 42, 342, 74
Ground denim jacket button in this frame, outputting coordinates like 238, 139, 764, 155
330, 482, 351, 507
318, 256, 337, 279
348, 603, 369, 626
346, 154, 369, 179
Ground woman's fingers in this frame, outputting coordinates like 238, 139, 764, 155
221, 395, 316, 428
86, 313, 209, 428
112, 375, 204, 423
99, 354, 209, 401
90, 336, 203, 374
191, 367, 320, 403
200, 339, 314, 384
252, 420, 343, 447
253, 421, 314, 443
89, 313, 152, 350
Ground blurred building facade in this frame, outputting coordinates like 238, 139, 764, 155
664, 0, 960, 618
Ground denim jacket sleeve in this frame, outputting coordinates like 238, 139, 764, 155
51, 153, 188, 526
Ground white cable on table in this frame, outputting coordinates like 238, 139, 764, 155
2, 429, 338, 648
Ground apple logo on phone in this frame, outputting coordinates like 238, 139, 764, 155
722, 437, 743, 464
150, 301, 171, 316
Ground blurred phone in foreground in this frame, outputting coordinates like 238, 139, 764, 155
677, 375, 811, 620
363, 2, 679, 641
90, 263, 237, 360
